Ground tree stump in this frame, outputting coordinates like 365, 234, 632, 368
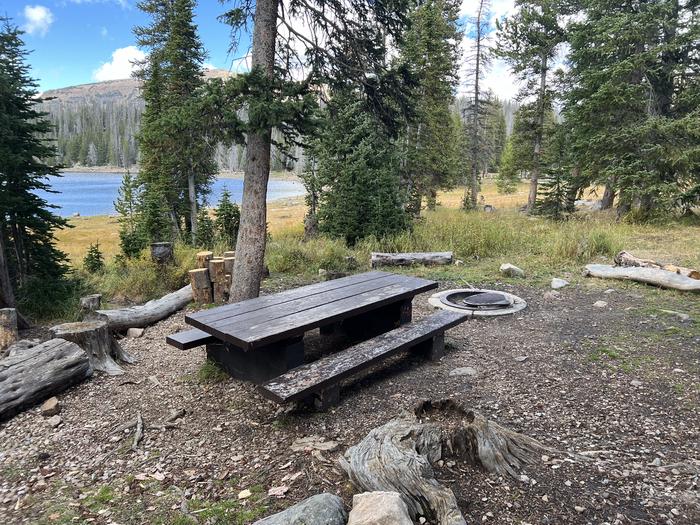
223, 256, 235, 275
196, 251, 214, 269
189, 269, 213, 304
340, 399, 564, 525
79, 294, 102, 315
223, 251, 236, 259
151, 242, 174, 265
0, 308, 18, 352
49, 321, 135, 376
0, 338, 92, 421
209, 259, 227, 303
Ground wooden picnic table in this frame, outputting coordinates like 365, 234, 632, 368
184, 271, 438, 383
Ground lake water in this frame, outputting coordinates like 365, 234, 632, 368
35, 172, 306, 217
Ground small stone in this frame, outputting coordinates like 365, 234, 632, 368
238, 489, 252, 500
670, 508, 679, 516
603, 288, 616, 294
593, 301, 608, 308
40, 397, 60, 417
252, 493, 347, 525
514, 355, 528, 362
565, 480, 572, 487
574, 506, 585, 513
47, 415, 62, 428
348, 491, 412, 525
630, 380, 642, 387
449, 366, 478, 377
500, 263, 525, 278
318, 268, 327, 277
551, 278, 569, 289
419, 518, 427, 524
454, 259, 465, 266
650, 458, 661, 467
542, 495, 549, 502
126, 327, 145, 338
543, 291, 560, 301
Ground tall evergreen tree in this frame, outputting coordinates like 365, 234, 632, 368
398, 0, 462, 213
314, 91, 410, 246
564, 0, 700, 218
134, 0, 216, 242
0, 19, 69, 313
496, 138, 519, 194
495, 0, 568, 212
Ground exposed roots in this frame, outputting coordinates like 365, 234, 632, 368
340, 398, 569, 525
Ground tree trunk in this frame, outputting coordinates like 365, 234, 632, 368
0, 308, 18, 352
0, 338, 92, 421
585, 264, 700, 292
0, 228, 15, 309
50, 320, 135, 376
601, 182, 616, 210
527, 55, 549, 213
614, 251, 700, 279
188, 172, 197, 241
340, 399, 559, 525
229, 0, 279, 302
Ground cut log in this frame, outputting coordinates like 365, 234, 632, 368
0, 308, 18, 352
0, 338, 92, 421
150, 242, 174, 265
189, 269, 213, 304
223, 256, 235, 275
585, 264, 700, 292
209, 258, 226, 283
340, 399, 559, 525
50, 320, 135, 376
614, 251, 700, 279
223, 251, 236, 259
89, 285, 193, 331
213, 281, 227, 303
371, 252, 453, 268
79, 294, 102, 315
196, 251, 213, 269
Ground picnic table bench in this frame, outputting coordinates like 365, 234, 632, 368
166, 271, 468, 408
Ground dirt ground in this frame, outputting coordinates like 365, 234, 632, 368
1, 275, 698, 525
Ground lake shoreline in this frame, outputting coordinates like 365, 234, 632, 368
60, 166, 301, 182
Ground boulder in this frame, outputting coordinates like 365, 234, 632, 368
348, 491, 412, 525
253, 493, 347, 525
40, 397, 61, 417
500, 263, 525, 278
551, 278, 569, 289
126, 327, 145, 338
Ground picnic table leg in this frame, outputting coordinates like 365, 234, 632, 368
206, 336, 304, 384
341, 298, 413, 341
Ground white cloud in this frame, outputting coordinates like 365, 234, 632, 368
93, 46, 145, 81
203, 62, 216, 70
23, 5, 54, 37
69, 0, 129, 8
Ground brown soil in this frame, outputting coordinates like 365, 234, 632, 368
1, 278, 698, 524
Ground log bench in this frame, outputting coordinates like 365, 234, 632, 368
258, 310, 468, 409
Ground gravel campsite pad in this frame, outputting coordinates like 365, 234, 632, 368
1, 279, 698, 524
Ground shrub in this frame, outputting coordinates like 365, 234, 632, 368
196, 209, 216, 248
83, 242, 105, 273
215, 190, 240, 249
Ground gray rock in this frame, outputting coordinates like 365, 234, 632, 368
630, 380, 642, 387
47, 415, 62, 428
543, 291, 560, 301
514, 355, 529, 362
348, 491, 412, 525
593, 300, 608, 308
40, 397, 60, 417
126, 327, 145, 338
253, 493, 346, 525
551, 278, 569, 289
449, 366, 478, 377
500, 263, 524, 278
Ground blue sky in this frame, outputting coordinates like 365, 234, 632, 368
5, 0, 524, 99
4, 0, 250, 91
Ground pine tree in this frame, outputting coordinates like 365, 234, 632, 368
495, 0, 568, 212
135, 0, 216, 241
0, 18, 69, 311
214, 189, 240, 249
398, 0, 462, 212
83, 243, 105, 274
114, 172, 148, 258
195, 209, 215, 249
496, 139, 519, 194
315, 91, 410, 246
564, 0, 700, 218
534, 124, 575, 220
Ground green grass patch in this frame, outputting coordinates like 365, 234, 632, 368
197, 360, 229, 383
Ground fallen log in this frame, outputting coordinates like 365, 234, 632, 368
585, 264, 700, 292
0, 338, 92, 421
50, 320, 135, 375
90, 285, 193, 331
371, 252, 453, 268
614, 251, 700, 280
340, 399, 558, 525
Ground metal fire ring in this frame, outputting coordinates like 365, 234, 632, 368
428, 289, 527, 318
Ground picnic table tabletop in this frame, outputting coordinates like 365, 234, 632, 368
185, 271, 438, 350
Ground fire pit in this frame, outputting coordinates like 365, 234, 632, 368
428, 289, 526, 318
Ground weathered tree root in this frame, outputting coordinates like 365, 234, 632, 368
340, 399, 566, 525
